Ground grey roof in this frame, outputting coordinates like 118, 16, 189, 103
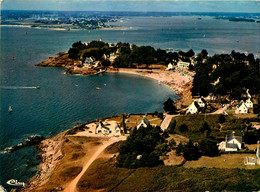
200, 97, 206, 103
227, 132, 242, 144
194, 101, 200, 109
237, 101, 245, 108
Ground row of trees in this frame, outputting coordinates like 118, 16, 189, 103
176, 137, 219, 161
68, 40, 197, 68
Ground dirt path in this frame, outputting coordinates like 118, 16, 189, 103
64, 137, 126, 192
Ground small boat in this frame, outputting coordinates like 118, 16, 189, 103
36, 86, 40, 89
8, 106, 12, 113
12, 56, 15, 60
96, 87, 101, 90
6, 179, 25, 187
0, 185, 7, 192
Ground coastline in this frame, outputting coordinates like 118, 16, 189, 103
21, 131, 67, 191
107, 68, 193, 107
21, 59, 193, 191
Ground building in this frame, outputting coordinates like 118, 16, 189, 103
186, 101, 200, 114
166, 63, 174, 70
177, 61, 190, 68
235, 101, 248, 114
95, 121, 110, 135
245, 98, 253, 108
197, 97, 206, 108
85, 57, 94, 64
218, 132, 243, 152
137, 117, 150, 129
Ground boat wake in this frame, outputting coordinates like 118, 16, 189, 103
1, 86, 40, 89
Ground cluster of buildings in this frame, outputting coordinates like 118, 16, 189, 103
88, 116, 151, 137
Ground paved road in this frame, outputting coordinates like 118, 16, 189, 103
160, 114, 179, 131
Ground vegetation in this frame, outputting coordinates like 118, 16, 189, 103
117, 125, 166, 168
79, 155, 260, 192
192, 50, 260, 99
167, 114, 259, 142
163, 98, 178, 114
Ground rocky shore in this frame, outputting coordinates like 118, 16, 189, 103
35, 52, 100, 76
20, 131, 67, 192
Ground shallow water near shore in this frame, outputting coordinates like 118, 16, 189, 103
0, 14, 259, 190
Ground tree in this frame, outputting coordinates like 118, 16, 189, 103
200, 122, 211, 134
198, 137, 219, 157
176, 142, 183, 156
163, 98, 178, 114
179, 123, 188, 133
218, 114, 226, 124
169, 139, 176, 149
183, 140, 200, 161
101, 60, 111, 68
117, 125, 164, 168
186, 49, 195, 57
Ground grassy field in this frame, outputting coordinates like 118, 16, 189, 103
170, 114, 257, 141
184, 153, 260, 169
77, 156, 260, 192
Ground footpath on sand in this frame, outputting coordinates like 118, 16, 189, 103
63, 136, 126, 192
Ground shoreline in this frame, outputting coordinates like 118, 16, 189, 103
21, 60, 193, 191
107, 68, 193, 107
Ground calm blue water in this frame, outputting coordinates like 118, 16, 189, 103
0, 15, 259, 190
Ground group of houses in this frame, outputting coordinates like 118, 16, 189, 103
93, 116, 151, 137
166, 58, 197, 70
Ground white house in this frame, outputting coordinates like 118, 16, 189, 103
95, 121, 110, 135
218, 132, 243, 152
137, 117, 150, 129
166, 63, 174, 70
235, 101, 248, 114
177, 61, 190, 68
197, 97, 206, 108
186, 101, 200, 114
85, 57, 94, 64
113, 125, 122, 137
245, 98, 253, 108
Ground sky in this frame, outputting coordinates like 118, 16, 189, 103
1, 0, 260, 12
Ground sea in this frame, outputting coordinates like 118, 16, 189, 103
0, 13, 260, 190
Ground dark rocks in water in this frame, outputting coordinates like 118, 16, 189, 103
7, 136, 45, 153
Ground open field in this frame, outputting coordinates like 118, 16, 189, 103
184, 153, 260, 169
77, 145, 260, 192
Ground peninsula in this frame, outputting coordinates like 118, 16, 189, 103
16, 41, 260, 192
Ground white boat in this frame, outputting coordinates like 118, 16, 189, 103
96, 87, 101, 90
0, 185, 7, 192
8, 106, 12, 113
6, 179, 25, 187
